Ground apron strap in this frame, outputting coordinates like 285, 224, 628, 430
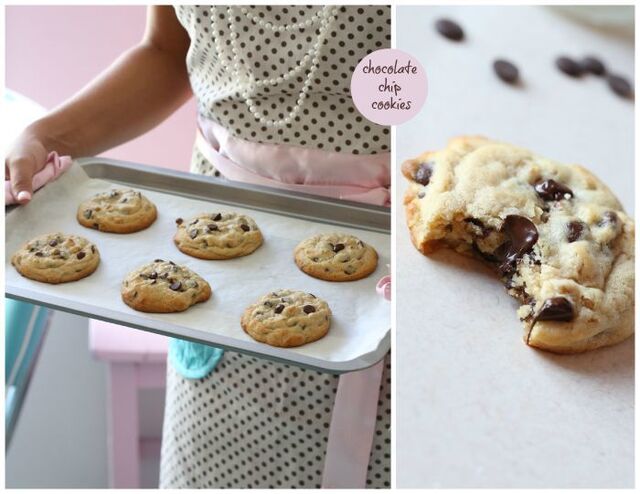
321, 360, 385, 488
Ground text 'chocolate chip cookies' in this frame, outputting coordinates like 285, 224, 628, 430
294, 233, 378, 281
241, 290, 331, 347
122, 260, 211, 313
11, 233, 100, 284
174, 212, 263, 260
403, 136, 634, 353
77, 188, 157, 233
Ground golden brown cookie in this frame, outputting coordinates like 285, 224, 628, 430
77, 188, 157, 233
174, 212, 263, 260
241, 289, 331, 347
294, 233, 378, 281
403, 136, 634, 353
121, 259, 211, 313
11, 233, 100, 284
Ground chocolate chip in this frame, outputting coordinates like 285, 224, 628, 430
91, 245, 96, 253
169, 261, 176, 266
83, 209, 92, 219
607, 74, 633, 99
175, 218, 183, 225
556, 56, 583, 77
333, 243, 345, 253
566, 221, 585, 242
599, 211, 618, 226
534, 179, 574, 201
189, 230, 198, 239
309, 293, 316, 298
303, 305, 316, 314
240, 224, 250, 232
34, 251, 43, 257
581, 56, 606, 76
212, 213, 222, 221
154, 259, 164, 263
435, 18, 464, 41
535, 297, 575, 322
414, 163, 433, 186
48, 239, 58, 247
493, 59, 519, 84
148, 271, 158, 279
110, 190, 120, 198
121, 198, 128, 203
170, 281, 181, 291
417, 191, 425, 199
274, 304, 285, 314
77, 251, 86, 260
495, 215, 539, 275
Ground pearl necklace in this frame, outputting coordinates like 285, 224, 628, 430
209, 5, 337, 127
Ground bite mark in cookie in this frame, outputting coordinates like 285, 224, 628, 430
403, 136, 634, 353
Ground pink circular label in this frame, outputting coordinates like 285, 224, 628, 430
350, 48, 427, 126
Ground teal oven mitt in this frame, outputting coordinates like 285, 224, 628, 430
169, 338, 224, 380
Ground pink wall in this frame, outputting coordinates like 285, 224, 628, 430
5, 5, 196, 172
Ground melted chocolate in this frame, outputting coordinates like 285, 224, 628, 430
534, 179, 574, 201
494, 215, 539, 275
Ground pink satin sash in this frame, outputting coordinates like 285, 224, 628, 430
196, 117, 390, 488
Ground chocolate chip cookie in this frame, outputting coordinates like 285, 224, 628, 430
241, 289, 331, 347
11, 233, 100, 284
121, 260, 211, 313
77, 189, 157, 233
294, 233, 378, 281
403, 136, 634, 353
174, 212, 263, 260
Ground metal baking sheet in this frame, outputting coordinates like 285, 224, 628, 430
5, 158, 390, 373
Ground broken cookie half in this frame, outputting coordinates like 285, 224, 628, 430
403, 136, 634, 353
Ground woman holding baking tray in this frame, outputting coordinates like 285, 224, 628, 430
5, 5, 390, 488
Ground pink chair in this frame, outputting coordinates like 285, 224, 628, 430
89, 320, 168, 488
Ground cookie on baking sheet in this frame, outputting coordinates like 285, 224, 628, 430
77, 188, 157, 233
174, 212, 263, 260
121, 259, 211, 313
294, 233, 378, 281
11, 232, 100, 284
241, 289, 331, 347
402, 135, 634, 353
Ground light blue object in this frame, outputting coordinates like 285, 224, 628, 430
168, 339, 224, 380
5, 298, 51, 447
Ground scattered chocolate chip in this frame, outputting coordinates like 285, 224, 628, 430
274, 304, 285, 314
212, 213, 222, 221
309, 293, 316, 298
77, 251, 86, 260
333, 243, 345, 253
535, 297, 575, 322
435, 18, 464, 41
175, 218, 183, 225
48, 239, 58, 247
556, 56, 583, 77
160, 272, 169, 279
414, 163, 433, 186
534, 179, 574, 201
417, 191, 425, 199
495, 215, 539, 275
207, 223, 219, 232
169, 261, 176, 266
240, 224, 250, 232
83, 209, 92, 219
170, 281, 182, 291
607, 74, 633, 99
91, 245, 96, 253
566, 221, 585, 242
189, 230, 198, 239
93, 223, 100, 229
110, 190, 120, 198
264, 301, 273, 307
303, 305, 316, 314
149, 271, 158, 279
121, 198, 128, 203
493, 59, 519, 84
581, 56, 606, 76
34, 251, 43, 257
154, 259, 164, 263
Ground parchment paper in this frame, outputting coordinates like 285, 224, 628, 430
5, 164, 390, 367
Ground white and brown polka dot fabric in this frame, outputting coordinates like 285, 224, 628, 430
175, 5, 391, 156
159, 353, 391, 488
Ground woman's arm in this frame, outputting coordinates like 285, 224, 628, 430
6, 6, 192, 202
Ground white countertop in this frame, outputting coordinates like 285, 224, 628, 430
395, 5, 634, 488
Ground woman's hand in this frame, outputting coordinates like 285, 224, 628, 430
5, 128, 50, 204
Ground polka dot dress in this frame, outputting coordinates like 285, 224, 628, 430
160, 5, 391, 489
175, 5, 391, 155
160, 353, 391, 488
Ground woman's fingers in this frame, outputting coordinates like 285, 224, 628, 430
7, 156, 37, 203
